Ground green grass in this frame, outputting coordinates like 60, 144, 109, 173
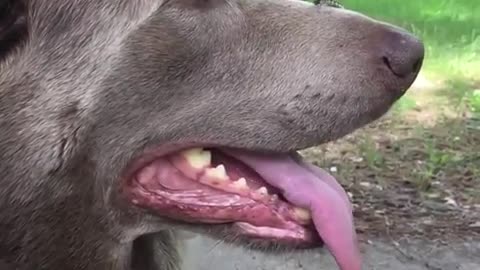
341, 0, 480, 80
358, 135, 384, 169
339, 0, 480, 121
469, 89, 480, 112
302, 0, 480, 205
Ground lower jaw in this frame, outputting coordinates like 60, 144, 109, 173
126, 180, 319, 245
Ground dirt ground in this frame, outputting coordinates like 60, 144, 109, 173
301, 139, 480, 243
297, 79, 480, 243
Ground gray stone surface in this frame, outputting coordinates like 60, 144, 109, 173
181, 235, 480, 270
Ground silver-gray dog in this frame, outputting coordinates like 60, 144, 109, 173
0, 0, 423, 269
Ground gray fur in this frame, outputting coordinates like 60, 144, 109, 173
0, 0, 423, 269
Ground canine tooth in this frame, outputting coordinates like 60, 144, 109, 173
233, 178, 248, 189
204, 165, 228, 181
180, 148, 211, 169
294, 207, 312, 221
256, 187, 269, 195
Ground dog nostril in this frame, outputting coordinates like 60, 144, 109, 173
382, 56, 393, 73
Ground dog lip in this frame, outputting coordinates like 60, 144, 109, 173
233, 222, 322, 247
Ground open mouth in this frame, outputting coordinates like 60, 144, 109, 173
126, 147, 361, 270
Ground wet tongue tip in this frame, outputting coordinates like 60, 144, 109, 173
293, 176, 360, 270
310, 193, 362, 270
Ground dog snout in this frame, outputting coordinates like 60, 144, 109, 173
380, 28, 424, 79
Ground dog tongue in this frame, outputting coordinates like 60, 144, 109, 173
226, 150, 362, 270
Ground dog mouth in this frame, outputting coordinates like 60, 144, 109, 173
126, 147, 361, 270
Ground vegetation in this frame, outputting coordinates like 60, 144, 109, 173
302, 0, 480, 240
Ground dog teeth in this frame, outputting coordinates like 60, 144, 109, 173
256, 187, 269, 196
294, 207, 312, 221
204, 165, 228, 181
232, 178, 248, 189
180, 148, 211, 169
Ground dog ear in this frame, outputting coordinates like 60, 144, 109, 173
0, 0, 27, 61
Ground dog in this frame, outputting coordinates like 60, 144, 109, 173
0, 0, 423, 269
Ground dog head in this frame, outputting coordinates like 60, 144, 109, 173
0, 0, 423, 269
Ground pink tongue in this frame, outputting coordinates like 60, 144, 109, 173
225, 150, 362, 270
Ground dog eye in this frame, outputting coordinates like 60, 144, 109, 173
313, 0, 344, 8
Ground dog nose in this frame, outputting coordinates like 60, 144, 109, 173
381, 29, 424, 78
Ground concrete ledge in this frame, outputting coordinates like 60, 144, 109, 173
182, 235, 480, 270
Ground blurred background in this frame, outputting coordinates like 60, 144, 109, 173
299, 0, 480, 241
